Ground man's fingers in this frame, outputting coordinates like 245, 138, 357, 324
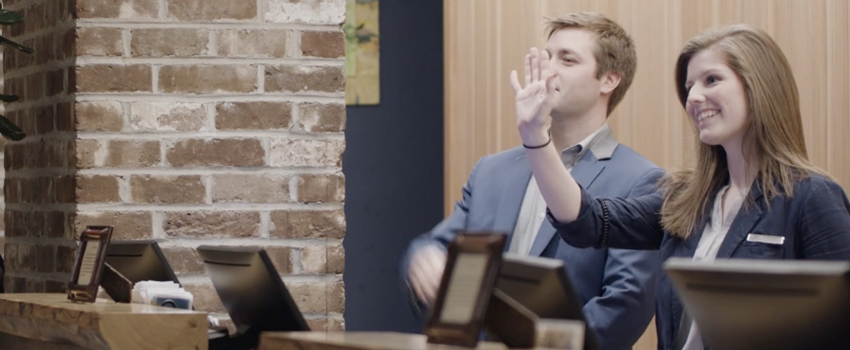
409, 246, 447, 304
422, 248, 446, 301
409, 267, 427, 301
540, 50, 551, 74
524, 54, 532, 86
530, 47, 540, 82
411, 266, 438, 304
540, 49, 551, 62
510, 70, 521, 94
422, 252, 445, 281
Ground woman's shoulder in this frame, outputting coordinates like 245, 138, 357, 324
792, 172, 843, 193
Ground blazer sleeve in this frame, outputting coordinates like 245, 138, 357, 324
549, 172, 666, 251
797, 177, 850, 260
579, 168, 662, 350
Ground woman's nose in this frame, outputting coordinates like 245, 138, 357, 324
687, 85, 705, 104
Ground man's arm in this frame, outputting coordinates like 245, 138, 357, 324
583, 248, 658, 350
399, 157, 486, 311
581, 167, 663, 350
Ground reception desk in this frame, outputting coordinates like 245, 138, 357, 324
259, 331, 519, 350
0, 293, 208, 350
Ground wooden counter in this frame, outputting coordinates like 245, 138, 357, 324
259, 331, 510, 350
0, 293, 208, 350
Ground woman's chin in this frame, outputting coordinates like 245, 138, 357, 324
698, 133, 721, 146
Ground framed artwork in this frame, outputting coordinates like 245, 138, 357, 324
67, 226, 114, 303
425, 232, 507, 348
344, 0, 380, 105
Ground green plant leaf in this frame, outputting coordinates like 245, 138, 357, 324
0, 94, 19, 103
0, 115, 26, 141
0, 35, 33, 53
0, 10, 24, 25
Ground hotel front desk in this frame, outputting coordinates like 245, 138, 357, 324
0, 293, 208, 350
259, 331, 569, 350
0, 293, 571, 350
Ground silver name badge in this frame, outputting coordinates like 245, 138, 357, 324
746, 233, 785, 245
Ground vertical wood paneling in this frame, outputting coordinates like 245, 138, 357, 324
827, 0, 850, 187
445, 0, 850, 208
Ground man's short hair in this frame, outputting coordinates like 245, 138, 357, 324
545, 12, 637, 116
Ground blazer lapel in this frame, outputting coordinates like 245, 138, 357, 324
492, 154, 533, 250
715, 182, 766, 259
571, 152, 606, 190
528, 153, 606, 256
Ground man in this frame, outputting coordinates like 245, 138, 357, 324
401, 12, 663, 350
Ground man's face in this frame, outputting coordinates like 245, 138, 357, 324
544, 28, 605, 118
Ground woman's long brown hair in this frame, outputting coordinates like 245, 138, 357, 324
660, 24, 827, 238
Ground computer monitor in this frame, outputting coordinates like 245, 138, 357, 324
197, 245, 309, 350
105, 240, 180, 285
489, 253, 599, 350
664, 258, 850, 350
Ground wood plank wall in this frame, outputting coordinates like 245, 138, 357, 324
445, 0, 850, 212
444, 1, 849, 348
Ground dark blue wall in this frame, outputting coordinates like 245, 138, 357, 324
342, 0, 444, 333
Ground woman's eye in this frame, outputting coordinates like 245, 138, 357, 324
706, 75, 719, 84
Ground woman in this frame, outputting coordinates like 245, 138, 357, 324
511, 24, 850, 350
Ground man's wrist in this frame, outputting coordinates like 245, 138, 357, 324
519, 127, 550, 147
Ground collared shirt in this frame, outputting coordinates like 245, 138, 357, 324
682, 184, 749, 350
508, 123, 616, 255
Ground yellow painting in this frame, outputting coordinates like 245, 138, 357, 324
344, 0, 380, 105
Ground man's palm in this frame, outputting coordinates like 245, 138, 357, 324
510, 48, 557, 131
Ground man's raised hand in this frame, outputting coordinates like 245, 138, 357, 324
510, 47, 557, 145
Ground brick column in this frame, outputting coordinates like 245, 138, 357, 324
4, 0, 346, 331
3, 0, 77, 293
0, 29, 6, 253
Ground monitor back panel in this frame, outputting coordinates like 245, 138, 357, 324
106, 241, 179, 284
197, 246, 309, 332
665, 258, 850, 350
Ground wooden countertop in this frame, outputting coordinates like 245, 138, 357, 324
0, 293, 208, 350
259, 331, 510, 350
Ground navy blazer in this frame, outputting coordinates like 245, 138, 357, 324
401, 135, 664, 350
554, 174, 850, 350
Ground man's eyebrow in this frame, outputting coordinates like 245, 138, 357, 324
549, 48, 577, 56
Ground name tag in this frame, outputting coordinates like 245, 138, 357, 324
746, 233, 785, 245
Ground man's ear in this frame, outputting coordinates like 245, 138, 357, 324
600, 71, 622, 95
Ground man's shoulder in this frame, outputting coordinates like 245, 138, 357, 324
475, 146, 526, 168
607, 143, 660, 172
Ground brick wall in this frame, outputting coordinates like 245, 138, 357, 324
3, 0, 346, 331
2, 0, 76, 294
0, 28, 5, 254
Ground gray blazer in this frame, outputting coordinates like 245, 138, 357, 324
401, 128, 664, 350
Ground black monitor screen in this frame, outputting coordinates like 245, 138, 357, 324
665, 258, 850, 350
494, 254, 599, 350
197, 245, 309, 344
105, 240, 180, 285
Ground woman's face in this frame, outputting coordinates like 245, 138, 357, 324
684, 47, 749, 149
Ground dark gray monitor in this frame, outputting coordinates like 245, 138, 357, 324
197, 245, 309, 350
492, 253, 599, 350
664, 258, 850, 350
105, 240, 180, 285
